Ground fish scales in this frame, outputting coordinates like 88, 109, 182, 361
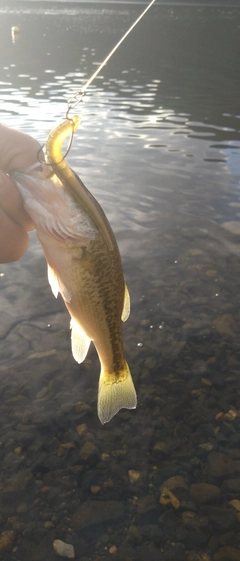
66, 232, 125, 369
12, 116, 137, 423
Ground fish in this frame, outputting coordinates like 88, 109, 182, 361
12, 116, 137, 424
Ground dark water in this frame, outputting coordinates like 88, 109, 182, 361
1, 2, 240, 560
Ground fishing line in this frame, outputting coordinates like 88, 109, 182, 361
38, 0, 156, 164
66, 0, 156, 118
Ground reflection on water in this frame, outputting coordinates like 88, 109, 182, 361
1, 2, 240, 560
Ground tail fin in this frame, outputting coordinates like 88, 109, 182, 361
97, 362, 137, 424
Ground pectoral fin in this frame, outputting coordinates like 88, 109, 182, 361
70, 317, 91, 363
47, 265, 59, 298
121, 283, 130, 322
47, 264, 72, 303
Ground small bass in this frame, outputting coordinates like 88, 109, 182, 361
12, 116, 137, 424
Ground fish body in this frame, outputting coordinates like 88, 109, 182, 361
12, 116, 137, 423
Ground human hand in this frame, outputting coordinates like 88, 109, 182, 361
0, 124, 43, 263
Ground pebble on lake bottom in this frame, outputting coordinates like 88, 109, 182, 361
128, 470, 142, 484
53, 539, 75, 558
0, 531, 15, 553
109, 545, 117, 554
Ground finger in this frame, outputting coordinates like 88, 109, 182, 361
0, 170, 35, 231
0, 207, 29, 263
0, 124, 44, 172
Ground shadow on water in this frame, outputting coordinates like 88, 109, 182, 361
1, 2, 240, 560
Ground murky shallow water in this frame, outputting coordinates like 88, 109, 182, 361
1, 2, 240, 560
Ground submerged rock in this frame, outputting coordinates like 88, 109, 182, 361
128, 469, 142, 484
137, 495, 157, 514
53, 540, 75, 558
213, 314, 234, 336
0, 531, 15, 553
160, 475, 189, 491
221, 478, 240, 493
207, 452, 236, 479
79, 441, 100, 463
190, 483, 221, 504
201, 506, 237, 529
214, 546, 240, 561
72, 500, 124, 529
